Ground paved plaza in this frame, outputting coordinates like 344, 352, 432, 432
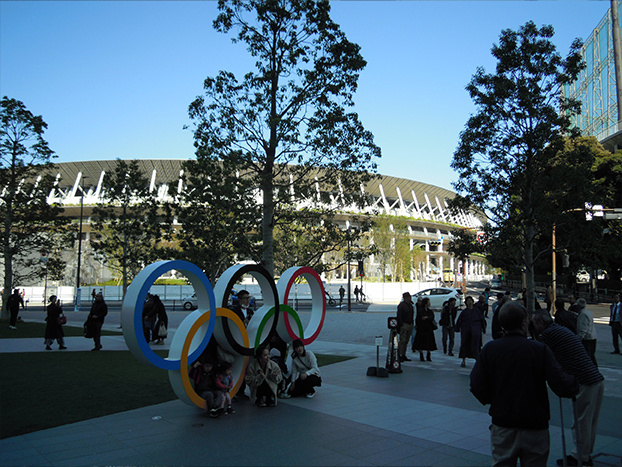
1, 302, 621, 467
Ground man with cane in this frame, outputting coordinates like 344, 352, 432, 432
531, 310, 604, 467
471, 302, 578, 467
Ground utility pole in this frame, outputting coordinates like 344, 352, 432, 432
611, 0, 622, 130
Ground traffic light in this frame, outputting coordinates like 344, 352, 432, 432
562, 254, 569, 268
357, 260, 365, 277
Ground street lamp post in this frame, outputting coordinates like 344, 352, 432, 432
342, 226, 361, 312
552, 223, 558, 304
347, 232, 351, 312
75, 178, 87, 311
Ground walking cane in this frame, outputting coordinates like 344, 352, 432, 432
560, 397, 568, 467
572, 396, 582, 467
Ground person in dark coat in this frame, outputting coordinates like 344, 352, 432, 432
142, 293, 157, 343
6, 288, 24, 330
470, 302, 578, 467
456, 296, 486, 368
412, 297, 437, 362
152, 295, 168, 345
397, 292, 415, 362
474, 294, 488, 319
230, 290, 253, 326
491, 295, 511, 340
439, 297, 458, 355
553, 298, 577, 334
87, 292, 108, 351
44, 295, 66, 350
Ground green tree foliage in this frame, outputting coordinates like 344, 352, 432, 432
592, 148, 622, 280
0, 97, 69, 318
188, 0, 381, 276
372, 215, 411, 282
46, 249, 67, 284
447, 228, 480, 289
411, 245, 427, 282
274, 220, 339, 275
170, 158, 258, 283
451, 22, 584, 310
542, 137, 616, 278
90, 160, 172, 299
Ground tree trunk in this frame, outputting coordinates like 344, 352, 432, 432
122, 205, 128, 302
2, 194, 13, 320
2, 250, 12, 320
262, 38, 279, 279
261, 171, 275, 277
524, 224, 536, 313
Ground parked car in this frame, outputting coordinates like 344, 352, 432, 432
491, 278, 502, 288
412, 287, 463, 310
183, 289, 257, 311
576, 270, 590, 284
182, 292, 197, 310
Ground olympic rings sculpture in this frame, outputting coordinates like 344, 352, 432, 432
122, 260, 326, 409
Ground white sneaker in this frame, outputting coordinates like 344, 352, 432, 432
305, 391, 316, 398
9, 326, 17, 330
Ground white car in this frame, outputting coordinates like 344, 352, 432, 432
182, 292, 197, 310
576, 270, 590, 284
412, 287, 463, 310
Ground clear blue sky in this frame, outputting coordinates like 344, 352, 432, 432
0, 1, 607, 191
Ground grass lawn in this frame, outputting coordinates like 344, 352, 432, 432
0, 319, 122, 339
0, 334, 353, 439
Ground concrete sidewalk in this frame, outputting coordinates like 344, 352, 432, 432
1, 309, 621, 466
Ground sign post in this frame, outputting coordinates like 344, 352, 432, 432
367, 335, 389, 377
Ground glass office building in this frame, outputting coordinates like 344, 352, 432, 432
565, 1, 622, 151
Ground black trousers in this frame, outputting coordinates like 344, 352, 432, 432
256, 381, 274, 403
611, 322, 622, 353
92, 321, 103, 348
9, 308, 19, 326
289, 375, 321, 397
582, 339, 597, 367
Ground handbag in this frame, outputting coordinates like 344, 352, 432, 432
57, 314, 67, 325
158, 321, 167, 338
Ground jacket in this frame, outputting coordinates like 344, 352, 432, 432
470, 333, 578, 429
291, 350, 321, 382
88, 300, 108, 323
245, 359, 282, 404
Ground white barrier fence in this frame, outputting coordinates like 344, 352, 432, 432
17, 276, 491, 307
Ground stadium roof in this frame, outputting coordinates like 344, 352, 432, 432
46, 159, 484, 229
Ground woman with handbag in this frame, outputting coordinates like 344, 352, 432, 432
44, 295, 67, 350
412, 297, 438, 362
151, 295, 168, 345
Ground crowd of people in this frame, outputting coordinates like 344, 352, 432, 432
5, 280, 616, 466
393, 286, 616, 466
187, 289, 322, 418
189, 339, 322, 417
